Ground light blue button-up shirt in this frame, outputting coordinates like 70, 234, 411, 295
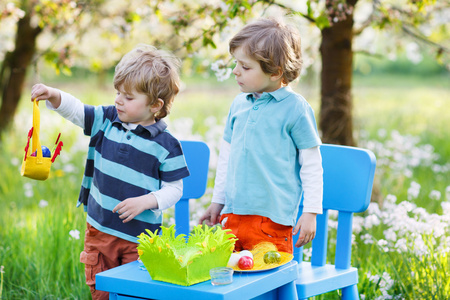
222, 86, 321, 226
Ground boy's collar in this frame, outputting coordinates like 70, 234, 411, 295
139, 119, 167, 137
112, 116, 167, 137
246, 86, 293, 102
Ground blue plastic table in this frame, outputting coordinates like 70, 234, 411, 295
96, 260, 298, 300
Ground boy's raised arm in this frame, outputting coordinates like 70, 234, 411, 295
31, 83, 61, 108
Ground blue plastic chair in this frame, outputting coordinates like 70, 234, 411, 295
293, 144, 376, 300
174, 140, 210, 237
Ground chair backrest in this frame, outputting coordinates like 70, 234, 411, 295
174, 140, 210, 236
180, 140, 210, 199
293, 144, 376, 268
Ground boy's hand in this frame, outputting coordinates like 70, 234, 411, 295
31, 83, 62, 108
198, 203, 224, 226
113, 194, 158, 223
293, 212, 317, 247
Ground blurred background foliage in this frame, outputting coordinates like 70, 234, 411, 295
1, 0, 449, 144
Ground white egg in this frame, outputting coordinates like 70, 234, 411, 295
227, 253, 241, 267
239, 250, 253, 259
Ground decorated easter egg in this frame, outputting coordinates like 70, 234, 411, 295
31, 146, 51, 158
263, 251, 282, 264
227, 253, 241, 267
238, 256, 254, 270
239, 250, 253, 259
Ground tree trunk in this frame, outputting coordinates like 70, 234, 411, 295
0, 13, 41, 138
319, 1, 357, 146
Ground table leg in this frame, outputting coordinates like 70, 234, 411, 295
277, 281, 297, 300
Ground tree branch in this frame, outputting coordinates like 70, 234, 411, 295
402, 25, 450, 54
353, 49, 384, 59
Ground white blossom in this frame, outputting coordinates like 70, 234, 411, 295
407, 181, 421, 200
23, 182, 34, 198
211, 60, 232, 82
429, 190, 441, 200
302, 247, 312, 260
405, 42, 423, 64
69, 229, 80, 240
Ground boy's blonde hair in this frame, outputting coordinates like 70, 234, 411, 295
114, 44, 181, 119
229, 18, 302, 84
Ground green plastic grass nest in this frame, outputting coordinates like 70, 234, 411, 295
137, 224, 236, 286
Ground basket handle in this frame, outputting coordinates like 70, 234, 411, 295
31, 100, 44, 162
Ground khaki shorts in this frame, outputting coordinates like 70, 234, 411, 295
80, 222, 138, 300
220, 214, 293, 254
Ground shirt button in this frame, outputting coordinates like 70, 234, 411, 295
127, 135, 131, 140
253, 106, 259, 110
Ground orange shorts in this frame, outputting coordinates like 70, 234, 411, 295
80, 223, 139, 300
220, 214, 293, 254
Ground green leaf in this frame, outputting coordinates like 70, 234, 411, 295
315, 14, 330, 30
202, 37, 217, 49
306, 0, 313, 18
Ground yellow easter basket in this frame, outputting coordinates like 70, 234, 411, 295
21, 100, 62, 181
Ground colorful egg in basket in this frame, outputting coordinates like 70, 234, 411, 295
21, 100, 63, 181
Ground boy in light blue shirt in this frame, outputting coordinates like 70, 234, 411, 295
199, 18, 323, 253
